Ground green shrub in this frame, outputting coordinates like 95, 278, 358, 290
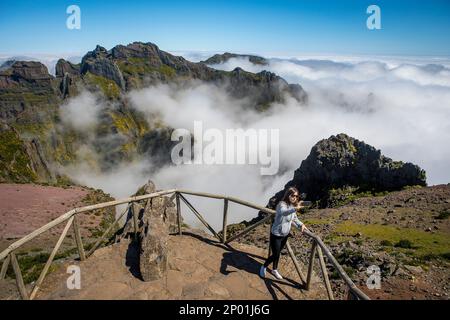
380, 240, 393, 246
441, 252, 450, 260
395, 239, 414, 249
436, 210, 450, 220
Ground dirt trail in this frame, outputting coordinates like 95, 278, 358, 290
36, 232, 327, 300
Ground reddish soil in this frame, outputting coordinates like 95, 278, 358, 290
0, 184, 89, 243
0, 183, 117, 300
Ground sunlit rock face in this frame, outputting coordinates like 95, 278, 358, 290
268, 133, 426, 208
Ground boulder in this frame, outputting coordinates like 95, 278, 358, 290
121, 180, 179, 281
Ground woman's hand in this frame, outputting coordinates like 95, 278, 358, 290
300, 224, 307, 233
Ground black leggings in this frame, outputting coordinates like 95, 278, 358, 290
263, 233, 289, 270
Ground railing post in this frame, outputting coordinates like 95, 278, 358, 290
317, 245, 334, 300
73, 215, 86, 261
86, 205, 129, 257
176, 192, 182, 235
10, 252, 29, 300
306, 240, 317, 290
30, 216, 74, 300
1, 254, 10, 280
222, 199, 228, 243
286, 240, 306, 284
178, 193, 221, 241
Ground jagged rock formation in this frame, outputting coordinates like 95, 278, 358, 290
201, 52, 268, 66
81, 45, 127, 91
268, 133, 427, 208
55, 59, 80, 98
55, 59, 80, 77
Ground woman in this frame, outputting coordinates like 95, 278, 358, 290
260, 187, 307, 280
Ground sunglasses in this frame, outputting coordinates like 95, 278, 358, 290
290, 194, 299, 198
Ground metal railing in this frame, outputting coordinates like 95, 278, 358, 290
0, 189, 369, 300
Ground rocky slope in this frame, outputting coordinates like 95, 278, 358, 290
0, 121, 54, 183
0, 42, 307, 184
231, 184, 450, 300
220, 134, 447, 300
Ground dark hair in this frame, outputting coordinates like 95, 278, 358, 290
281, 187, 300, 205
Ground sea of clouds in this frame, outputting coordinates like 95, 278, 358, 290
56, 52, 450, 229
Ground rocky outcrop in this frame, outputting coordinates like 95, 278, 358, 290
55, 59, 80, 98
201, 52, 268, 66
225, 68, 307, 109
268, 133, 427, 208
138, 181, 178, 281
55, 59, 80, 77
120, 180, 178, 281
80, 45, 126, 90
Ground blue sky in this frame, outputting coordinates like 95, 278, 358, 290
1, 0, 449, 56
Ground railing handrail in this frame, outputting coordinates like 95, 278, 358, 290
0, 188, 370, 300
0, 189, 177, 261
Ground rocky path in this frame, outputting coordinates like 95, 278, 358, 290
36, 231, 327, 300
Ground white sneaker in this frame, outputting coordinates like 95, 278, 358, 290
271, 269, 283, 280
259, 266, 266, 278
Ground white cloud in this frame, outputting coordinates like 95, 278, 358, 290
59, 91, 105, 131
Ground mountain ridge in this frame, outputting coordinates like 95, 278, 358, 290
0, 41, 308, 184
